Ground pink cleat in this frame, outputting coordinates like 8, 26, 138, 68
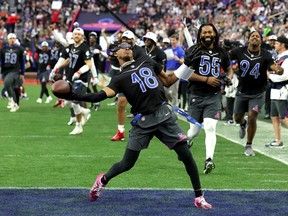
90, 174, 106, 202
194, 196, 212, 209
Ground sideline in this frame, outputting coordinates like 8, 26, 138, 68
178, 115, 288, 165
216, 119, 288, 165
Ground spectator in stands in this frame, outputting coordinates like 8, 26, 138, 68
6, 12, 19, 33
0, 18, 7, 48
51, 9, 61, 24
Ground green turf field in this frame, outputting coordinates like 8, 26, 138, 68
1, 85, 287, 191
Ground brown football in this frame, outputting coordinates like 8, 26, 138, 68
51, 80, 71, 94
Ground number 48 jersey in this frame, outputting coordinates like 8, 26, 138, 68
230, 47, 274, 95
107, 55, 165, 115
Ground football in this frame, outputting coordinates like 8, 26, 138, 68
51, 80, 71, 95
53, 73, 63, 81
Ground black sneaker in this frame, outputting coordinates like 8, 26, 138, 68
224, 120, 235, 125
239, 116, 248, 139
265, 140, 284, 148
203, 158, 215, 174
94, 102, 100, 111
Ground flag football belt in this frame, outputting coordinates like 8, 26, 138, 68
130, 103, 202, 128
170, 105, 202, 128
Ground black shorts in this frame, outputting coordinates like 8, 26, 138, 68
234, 93, 264, 114
127, 104, 188, 151
187, 92, 222, 123
271, 100, 288, 119
39, 71, 49, 83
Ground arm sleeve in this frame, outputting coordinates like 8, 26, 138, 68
183, 26, 194, 48
91, 58, 98, 77
55, 89, 107, 102
100, 51, 108, 58
53, 57, 65, 70
73, 90, 107, 102
52, 30, 69, 47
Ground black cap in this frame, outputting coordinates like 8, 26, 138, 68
277, 36, 288, 45
223, 39, 232, 49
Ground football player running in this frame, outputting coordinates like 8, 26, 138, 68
184, 23, 233, 174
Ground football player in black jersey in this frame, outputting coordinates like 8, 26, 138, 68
55, 42, 212, 209
50, 40, 65, 107
110, 30, 147, 141
0, 33, 25, 112
88, 31, 108, 111
34, 40, 53, 104
230, 31, 283, 156
50, 40, 63, 72
184, 24, 233, 174
49, 26, 78, 118
55, 27, 92, 135
143, 32, 167, 69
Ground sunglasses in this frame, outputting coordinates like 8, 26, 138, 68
118, 43, 132, 50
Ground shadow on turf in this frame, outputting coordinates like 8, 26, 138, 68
1, 189, 287, 216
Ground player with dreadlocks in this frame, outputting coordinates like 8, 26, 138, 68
182, 23, 233, 174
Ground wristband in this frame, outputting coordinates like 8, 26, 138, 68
174, 64, 194, 80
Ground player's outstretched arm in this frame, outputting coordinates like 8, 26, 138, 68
72, 87, 116, 102
52, 81, 116, 103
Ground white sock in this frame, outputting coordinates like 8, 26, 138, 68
203, 118, 218, 160
118, 125, 125, 133
188, 123, 201, 139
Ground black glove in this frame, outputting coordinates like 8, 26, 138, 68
219, 74, 232, 86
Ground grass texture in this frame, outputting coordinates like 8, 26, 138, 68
0, 85, 287, 191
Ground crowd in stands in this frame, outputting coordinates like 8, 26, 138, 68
0, 0, 287, 72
